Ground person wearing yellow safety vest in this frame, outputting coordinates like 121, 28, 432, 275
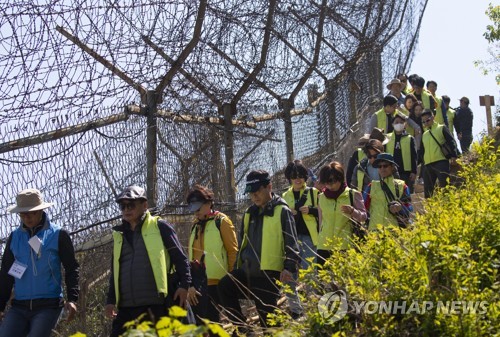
386, 78, 406, 105
368, 95, 399, 134
281, 160, 319, 319
397, 94, 422, 151
418, 110, 459, 198
105, 186, 191, 337
426, 80, 449, 127
347, 128, 390, 190
442, 95, 456, 136
218, 170, 299, 332
351, 138, 391, 193
386, 114, 418, 193
363, 153, 413, 231
317, 161, 367, 265
412, 76, 436, 112
346, 137, 368, 189
185, 185, 238, 324
397, 73, 411, 95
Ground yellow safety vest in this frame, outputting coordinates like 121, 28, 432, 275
420, 91, 433, 110
317, 190, 353, 250
433, 95, 445, 125
446, 108, 455, 134
188, 214, 229, 281
375, 108, 395, 133
354, 149, 367, 192
357, 148, 366, 162
239, 205, 285, 272
368, 177, 405, 231
112, 212, 170, 305
357, 168, 365, 193
386, 132, 412, 171
422, 122, 447, 164
282, 185, 319, 246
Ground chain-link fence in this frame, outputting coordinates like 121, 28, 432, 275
0, 0, 428, 334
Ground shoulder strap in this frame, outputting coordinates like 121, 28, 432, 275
380, 180, 397, 202
309, 187, 315, 207
296, 187, 310, 209
349, 188, 354, 206
214, 214, 223, 231
428, 129, 443, 146
395, 182, 400, 199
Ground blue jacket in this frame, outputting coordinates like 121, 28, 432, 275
10, 219, 63, 300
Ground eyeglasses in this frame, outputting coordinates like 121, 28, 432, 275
377, 163, 391, 169
423, 118, 432, 124
119, 202, 137, 211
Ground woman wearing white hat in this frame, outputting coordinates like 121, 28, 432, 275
0, 189, 79, 337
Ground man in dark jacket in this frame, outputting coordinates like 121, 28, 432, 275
218, 170, 299, 332
0, 189, 79, 337
453, 96, 474, 153
104, 185, 191, 337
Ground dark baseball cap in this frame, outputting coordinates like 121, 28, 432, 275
459, 97, 470, 104
187, 197, 205, 212
116, 185, 147, 202
244, 170, 271, 194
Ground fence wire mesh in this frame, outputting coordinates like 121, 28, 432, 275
0, 0, 428, 333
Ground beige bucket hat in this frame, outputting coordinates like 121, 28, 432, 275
386, 78, 405, 91
7, 189, 54, 213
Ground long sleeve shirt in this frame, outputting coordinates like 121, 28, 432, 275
106, 217, 191, 305
238, 194, 300, 276
190, 212, 238, 286
0, 219, 79, 311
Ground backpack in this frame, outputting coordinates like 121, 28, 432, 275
190, 212, 224, 239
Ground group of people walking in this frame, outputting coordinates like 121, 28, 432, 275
0, 73, 474, 336
357, 73, 473, 198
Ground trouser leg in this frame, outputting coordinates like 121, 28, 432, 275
0, 306, 30, 337
423, 164, 438, 198
435, 160, 451, 188
206, 285, 221, 323
250, 271, 281, 328
217, 269, 248, 326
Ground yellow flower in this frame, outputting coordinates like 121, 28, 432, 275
156, 316, 172, 330
69, 333, 87, 337
208, 323, 231, 337
123, 320, 136, 329
168, 306, 187, 318
136, 321, 152, 331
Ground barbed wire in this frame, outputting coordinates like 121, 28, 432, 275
0, 0, 427, 332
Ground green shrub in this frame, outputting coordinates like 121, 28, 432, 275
70, 306, 230, 337
274, 140, 500, 337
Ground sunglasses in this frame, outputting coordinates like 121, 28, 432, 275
290, 174, 307, 180
119, 202, 137, 211
423, 118, 432, 124
377, 163, 392, 169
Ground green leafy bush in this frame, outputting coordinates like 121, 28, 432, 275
274, 140, 500, 337
70, 306, 229, 337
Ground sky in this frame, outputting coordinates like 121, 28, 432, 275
409, 0, 499, 141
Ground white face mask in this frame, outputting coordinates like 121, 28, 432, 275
393, 123, 405, 132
